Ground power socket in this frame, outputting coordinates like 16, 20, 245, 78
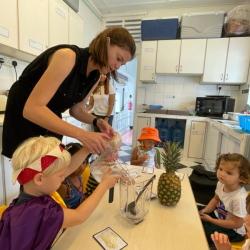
4, 56, 12, 67
217, 85, 240, 91
166, 95, 175, 99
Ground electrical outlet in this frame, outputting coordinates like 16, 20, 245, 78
166, 95, 175, 99
217, 85, 240, 91
4, 56, 12, 67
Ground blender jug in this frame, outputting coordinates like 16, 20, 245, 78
120, 171, 155, 224
89, 147, 130, 182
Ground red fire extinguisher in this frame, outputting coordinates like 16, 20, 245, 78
128, 101, 132, 111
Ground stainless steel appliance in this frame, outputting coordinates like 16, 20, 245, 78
196, 96, 235, 118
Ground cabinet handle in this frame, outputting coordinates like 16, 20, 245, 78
220, 74, 223, 81
152, 73, 155, 79
180, 65, 182, 72
226, 74, 228, 81
147, 120, 149, 126
176, 65, 178, 72
193, 123, 195, 130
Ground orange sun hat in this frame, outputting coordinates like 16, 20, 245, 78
137, 127, 161, 143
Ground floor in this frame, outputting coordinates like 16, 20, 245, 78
119, 130, 204, 175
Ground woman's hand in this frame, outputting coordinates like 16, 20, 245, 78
79, 131, 110, 154
97, 119, 115, 139
100, 168, 121, 190
211, 232, 231, 250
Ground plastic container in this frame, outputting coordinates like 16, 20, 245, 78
170, 121, 185, 148
227, 112, 240, 121
180, 11, 225, 39
238, 115, 248, 130
149, 105, 163, 109
156, 120, 170, 147
120, 170, 154, 224
141, 17, 179, 40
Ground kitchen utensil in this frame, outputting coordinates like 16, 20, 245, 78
125, 175, 156, 215
109, 187, 114, 203
0, 95, 7, 114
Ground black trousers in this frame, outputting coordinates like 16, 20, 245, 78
92, 113, 114, 133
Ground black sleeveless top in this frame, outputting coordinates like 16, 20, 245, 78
2, 45, 100, 158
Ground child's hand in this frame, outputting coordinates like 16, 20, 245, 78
200, 213, 212, 222
211, 232, 231, 250
100, 168, 121, 190
199, 209, 206, 215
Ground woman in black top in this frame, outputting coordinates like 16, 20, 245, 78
2, 27, 136, 158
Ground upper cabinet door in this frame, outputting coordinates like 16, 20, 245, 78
202, 38, 229, 83
0, 0, 18, 49
69, 8, 83, 47
179, 39, 207, 74
49, 0, 69, 47
225, 37, 250, 84
156, 40, 181, 74
140, 41, 157, 82
18, 0, 48, 56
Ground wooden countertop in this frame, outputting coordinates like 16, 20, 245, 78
52, 166, 209, 250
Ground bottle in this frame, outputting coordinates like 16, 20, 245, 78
170, 121, 184, 148
156, 120, 170, 147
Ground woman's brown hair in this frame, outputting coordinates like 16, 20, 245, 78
93, 73, 110, 95
215, 153, 250, 184
89, 27, 136, 81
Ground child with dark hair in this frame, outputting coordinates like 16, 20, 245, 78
57, 143, 94, 209
198, 153, 250, 247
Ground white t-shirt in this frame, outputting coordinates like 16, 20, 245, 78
214, 181, 248, 236
91, 84, 116, 116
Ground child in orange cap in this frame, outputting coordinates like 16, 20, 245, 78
131, 127, 161, 169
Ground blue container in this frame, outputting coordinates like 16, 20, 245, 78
141, 18, 179, 41
246, 117, 250, 131
238, 115, 247, 130
170, 121, 185, 148
156, 120, 170, 147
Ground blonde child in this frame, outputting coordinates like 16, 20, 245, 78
131, 127, 161, 169
57, 143, 92, 209
198, 153, 250, 247
0, 136, 121, 249
210, 193, 250, 250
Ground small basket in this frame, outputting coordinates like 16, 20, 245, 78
238, 114, 250, 130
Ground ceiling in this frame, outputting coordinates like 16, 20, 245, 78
89, 0, 249, 15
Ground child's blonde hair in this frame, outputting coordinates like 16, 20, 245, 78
215, 153, 250, 184
109, 132, 122, 150
12, 136, 71, 177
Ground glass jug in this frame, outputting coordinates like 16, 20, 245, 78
120, 170, 154, 224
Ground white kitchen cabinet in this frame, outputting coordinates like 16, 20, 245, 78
188, 121, 206, 159
224, 37, 250, 84
136, 117, 151, 145
69, 8, 83, 47
140, 41, 157, 82
0, 0, 18, 49
203, 123, 221, 171
220, 133, 240, 154
49, 0, 69, 47
18, 0, 48, 56
156, 40, 181, 74
202, 38, 229, 83
179, 39, 207, 74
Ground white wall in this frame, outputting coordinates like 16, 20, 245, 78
78, 0, 102, 47
137, 75, 240, 111
0, 58, 29, 94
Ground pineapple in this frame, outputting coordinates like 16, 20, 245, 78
157, 141, 182, 206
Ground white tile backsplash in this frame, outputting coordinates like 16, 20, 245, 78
137, 75, 240, 111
